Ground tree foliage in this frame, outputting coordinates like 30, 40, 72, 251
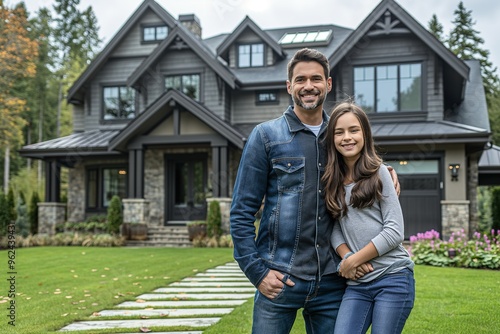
447, 2, 500, 102
428, 2, 500, 145
428, 14, 445, 43
0, 2, 38, 151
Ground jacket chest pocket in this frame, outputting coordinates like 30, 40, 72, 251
272, 157, 305, 193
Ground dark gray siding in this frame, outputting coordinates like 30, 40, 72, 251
231, 90, 290, 124
86, 57, 145, 131
111, 10, 165, 58
148, 49, 226, 119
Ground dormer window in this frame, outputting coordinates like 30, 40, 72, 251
143, 24, 168, 42
238, 43, 264, 68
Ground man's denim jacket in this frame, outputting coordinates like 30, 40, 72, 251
230, 106, 340, 287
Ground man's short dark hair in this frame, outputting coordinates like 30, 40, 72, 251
287, 48, 330, 81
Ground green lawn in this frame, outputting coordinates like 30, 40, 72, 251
1, 247, 499, 334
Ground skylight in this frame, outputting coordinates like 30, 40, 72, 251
279, 30, 332, 45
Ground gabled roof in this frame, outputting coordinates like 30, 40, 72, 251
216, 16, 286, 59
127, 25, 236, 89
109, 89, 246, 151
67, 0, 177, 103
329, 0, 469, 104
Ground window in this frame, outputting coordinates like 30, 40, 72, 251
238, 43, 264, 68
354, 63, 421, 113
256, 90, 279, 104
143, 25, 168, 42
103, 86, 135, 120
165, 74, 200, 100
87, 167, 127, 210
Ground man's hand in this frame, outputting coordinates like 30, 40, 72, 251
257, 269, 295, 299
386, 165, 401, 196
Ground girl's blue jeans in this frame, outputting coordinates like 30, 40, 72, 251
334, 268, 415, 334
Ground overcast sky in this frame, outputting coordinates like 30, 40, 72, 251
15, 0, 500, 72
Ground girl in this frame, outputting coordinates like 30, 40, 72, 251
323, 101, 415, 334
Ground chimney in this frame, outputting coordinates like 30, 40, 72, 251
178, 14, 202, 38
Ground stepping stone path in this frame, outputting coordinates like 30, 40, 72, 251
59, 262, 254, 333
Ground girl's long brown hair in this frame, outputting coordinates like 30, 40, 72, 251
322, 101, 383, 219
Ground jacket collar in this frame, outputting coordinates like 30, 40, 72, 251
284, 105, 330, 135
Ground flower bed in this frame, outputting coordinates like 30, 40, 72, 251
409, 229, 500, 269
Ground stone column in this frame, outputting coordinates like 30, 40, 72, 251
122, 199, 150, 224
38, 202, 66, 236
441, 200, 470, 240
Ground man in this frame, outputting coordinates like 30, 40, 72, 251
230, 48, 395, 333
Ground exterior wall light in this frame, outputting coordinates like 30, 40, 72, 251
449, 164, 460, 181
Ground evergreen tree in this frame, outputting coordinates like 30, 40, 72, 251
52, 0, 101, 137
0, 193, 8, 236
107, 195, 122, 234
6, 187, 16, 223
15, 191, 29, 237
29, 191, 40, 235
428, 14, 445, 43
207, 200, 222, 238
447, 2, 500, 101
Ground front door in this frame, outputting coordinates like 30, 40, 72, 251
166, 154, 207, 223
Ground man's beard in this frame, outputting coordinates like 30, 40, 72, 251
292, 90, 326, 110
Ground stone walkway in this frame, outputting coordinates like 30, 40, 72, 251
59, 262, 254, 333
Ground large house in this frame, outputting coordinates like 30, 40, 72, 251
21, 0, 499, 241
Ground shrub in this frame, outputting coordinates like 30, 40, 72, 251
15, 191, 30, 237
207, 200, 222, 238
107, 195, 122, 234
409, 229, 500, 269
0, 233, 125, 248
29, 191, 40, 235
191, 234, 233, 248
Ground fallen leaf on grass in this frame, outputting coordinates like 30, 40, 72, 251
136, 299, 146, 303
92, 312, 100, 317
140, 327, 152, 333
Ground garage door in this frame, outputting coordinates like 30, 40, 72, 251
387, 159, 442, 239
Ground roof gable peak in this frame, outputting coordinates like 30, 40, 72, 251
216, 15, 285, 58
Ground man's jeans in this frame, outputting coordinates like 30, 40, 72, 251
334, 268, 415, 334
252, 273, 346, 334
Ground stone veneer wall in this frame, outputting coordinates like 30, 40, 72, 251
67, 163, 85, 222
122, 199, 150, 224
38, 202, 66, 235
441, 200, 470, 240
